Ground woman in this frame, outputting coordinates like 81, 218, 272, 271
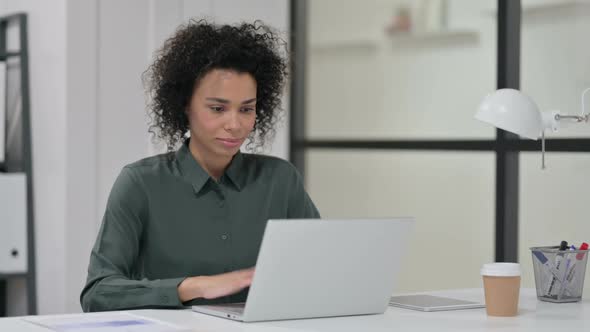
80, 20, 320, 312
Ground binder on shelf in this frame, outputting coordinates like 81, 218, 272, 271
0, 172, 27, 274
0, 61, 6, 165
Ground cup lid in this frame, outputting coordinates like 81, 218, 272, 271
480, 263, 521, 277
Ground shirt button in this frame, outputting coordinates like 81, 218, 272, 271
221, 234, 228, 240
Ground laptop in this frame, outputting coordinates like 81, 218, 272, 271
192, 218, 414, 322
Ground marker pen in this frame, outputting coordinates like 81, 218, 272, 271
532, 250, 564, 286
576, 242, 588, 260
546, 241, 568, 296
565, 242, 589, 293
557, 254, 573, 299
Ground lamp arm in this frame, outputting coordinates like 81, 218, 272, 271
538, 87, 590, 170
541, 130, 546, 169
546, 88, 590, 124
554, 114, 589, 122
582, 87, 590, 117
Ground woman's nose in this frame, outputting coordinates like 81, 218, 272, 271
224, 111, 240, 131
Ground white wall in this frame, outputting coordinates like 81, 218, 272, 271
2, 0, 289, 315
96, 0, 154, 233
65, 0, 98, 313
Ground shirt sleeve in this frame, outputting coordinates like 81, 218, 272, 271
286, 164, 321, 219
80, 167, 186, 312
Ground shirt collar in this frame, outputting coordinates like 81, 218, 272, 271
176, 140, 246, 193
176, 141, 210, 194
224, 151, 245, 191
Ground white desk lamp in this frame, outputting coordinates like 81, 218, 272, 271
475, 88, 590, 169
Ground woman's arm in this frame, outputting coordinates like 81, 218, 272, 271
80, 167, 188, 311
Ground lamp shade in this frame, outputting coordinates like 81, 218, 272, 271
475, 88, 543, 140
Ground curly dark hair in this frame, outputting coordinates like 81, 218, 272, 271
143, 19, 288, 151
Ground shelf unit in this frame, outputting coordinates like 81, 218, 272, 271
308, 29, 478, 53
484, 0, 590, 16
309, 38, 378, 53
0, 13, 36, 316
389, 29, 478, 47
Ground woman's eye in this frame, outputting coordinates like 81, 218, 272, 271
210, 106, 224, 112
241, 107, 255, 113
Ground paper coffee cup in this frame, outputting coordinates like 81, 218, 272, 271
481, 263, 521, 317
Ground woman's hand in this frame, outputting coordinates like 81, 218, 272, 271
178, 267, 255, 302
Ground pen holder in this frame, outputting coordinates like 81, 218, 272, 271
530, 246, 589, 303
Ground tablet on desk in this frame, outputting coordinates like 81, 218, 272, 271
389, 295, 485, 312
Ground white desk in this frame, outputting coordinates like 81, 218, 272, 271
1, 288, 588, 331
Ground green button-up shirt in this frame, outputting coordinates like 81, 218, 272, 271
80, 141, 320, 312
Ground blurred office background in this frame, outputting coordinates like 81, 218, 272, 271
0, 0, 589, 317
303, 0, 590, 301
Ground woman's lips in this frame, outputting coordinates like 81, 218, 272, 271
217, 138, 242, 148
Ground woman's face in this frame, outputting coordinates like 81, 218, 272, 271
187, 69, 257, 160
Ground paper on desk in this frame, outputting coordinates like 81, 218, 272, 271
23, 312, 191, 332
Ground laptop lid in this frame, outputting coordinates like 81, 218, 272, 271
239, 218, 414, 322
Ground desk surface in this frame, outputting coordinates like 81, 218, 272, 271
1, 288, 588, 331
